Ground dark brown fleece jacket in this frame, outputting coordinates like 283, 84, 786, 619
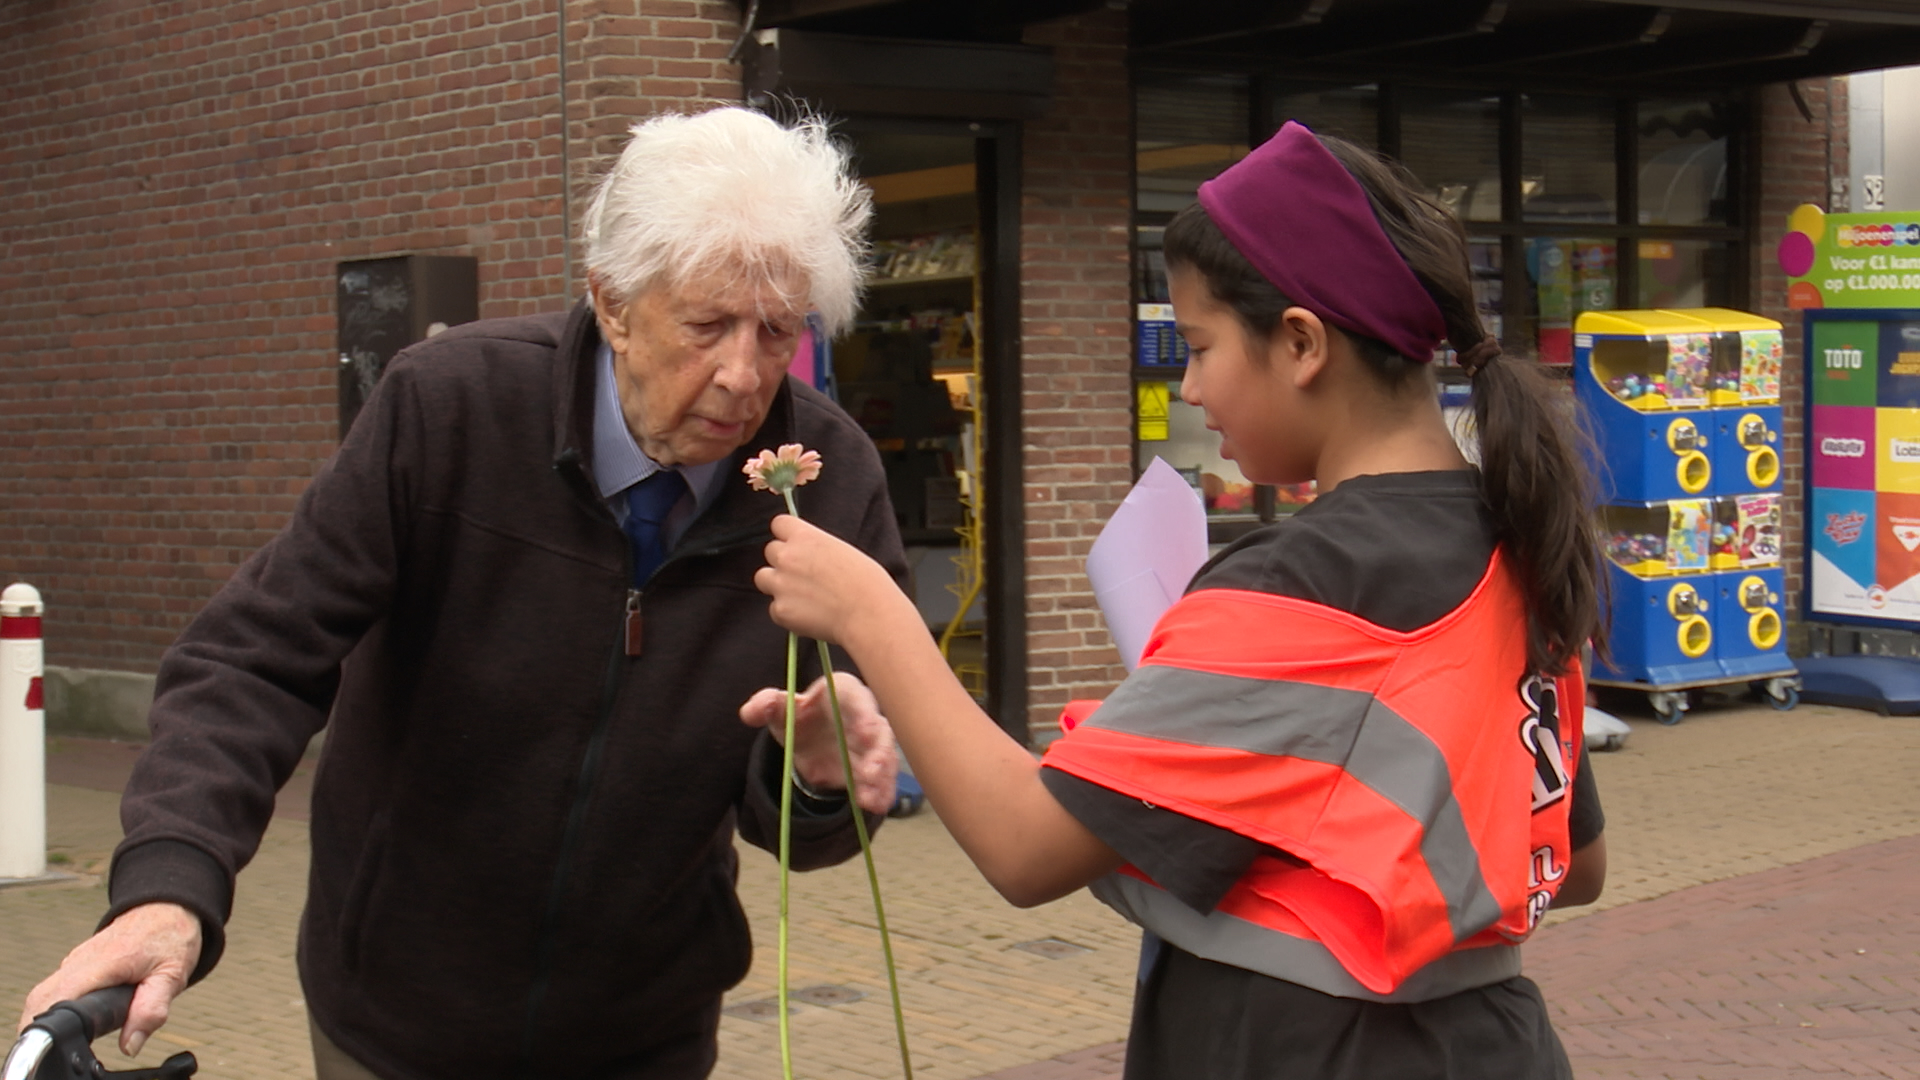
107, 302, 906, 1079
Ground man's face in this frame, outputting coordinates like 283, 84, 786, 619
592, 268, 807, 467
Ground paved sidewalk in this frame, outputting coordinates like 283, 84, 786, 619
1534, 832, 1920, 1078
971, 831, 1920, 1080
5, 700, 1920, 1079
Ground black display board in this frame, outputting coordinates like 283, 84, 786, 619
335, 255, 478, 437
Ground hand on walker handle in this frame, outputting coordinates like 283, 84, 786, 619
741, 672, 899, 817
19, 901, 202, 1059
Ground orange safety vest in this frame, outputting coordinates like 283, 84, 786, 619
1042, 551, 1583, 1002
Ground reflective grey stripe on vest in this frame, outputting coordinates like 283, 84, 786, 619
1089, 663, 1506, 944
1094, 873, 1522, 1003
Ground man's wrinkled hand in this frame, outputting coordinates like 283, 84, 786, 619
740, 672, 898, 816
18, 902, 202, 1059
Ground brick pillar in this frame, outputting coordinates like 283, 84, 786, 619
570, 1, 743, 292
1752, 78, 1846, 630
1017, 10, 1135, 741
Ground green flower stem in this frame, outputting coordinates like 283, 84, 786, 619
816, 638, 914, 1080
775, 485, 913, 1079
777, 625, 798, 1080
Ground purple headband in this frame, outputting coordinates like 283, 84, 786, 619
1197, 121, 1447, 364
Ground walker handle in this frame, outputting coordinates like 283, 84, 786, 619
55, 985, 135, 1043
3, 985, 194, 1080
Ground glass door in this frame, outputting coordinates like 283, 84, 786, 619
840, 124, 990, 699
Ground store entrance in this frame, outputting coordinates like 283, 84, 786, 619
839, 121, 992, 702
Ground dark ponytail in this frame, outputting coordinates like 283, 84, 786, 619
1164, 135, 1604, 676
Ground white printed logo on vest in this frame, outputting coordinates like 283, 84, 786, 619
1518, 675, 1573, 929
1526, 845, 1566, 929
1519, 675, 1570, 812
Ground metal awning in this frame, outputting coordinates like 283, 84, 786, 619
745, 0, 1107, 41
1130, 0, 1920, 88
741, 29, 1056, 119
747, 0, 1920, 90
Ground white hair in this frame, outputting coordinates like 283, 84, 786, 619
581, 107, 872, 336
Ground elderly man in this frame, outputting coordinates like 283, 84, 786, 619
21, 107, 906, 1080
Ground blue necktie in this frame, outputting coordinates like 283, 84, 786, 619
624, 469, 688, 586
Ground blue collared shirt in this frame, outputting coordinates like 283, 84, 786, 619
592, 343, 723, 546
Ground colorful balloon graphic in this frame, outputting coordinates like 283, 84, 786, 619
1780, 203, 1826, 309
1778, 231, 1815, 277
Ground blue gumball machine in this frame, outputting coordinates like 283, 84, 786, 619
1716, 568, 1787, 678
1597, 501, 1724, 699
1714, 407, 1783, 492
1709, 488, 1788, 679
1578, 309, 1798, 723
1700, 307, 1786, 495
1574, 311, 1719, 502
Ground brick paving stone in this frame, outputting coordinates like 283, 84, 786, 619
953, 705, 1920, 1080
969, 1041, 1126, 1080
1531, 832, 1920, 1079
10, 704, 1920, 1080
1, 784, 314, 1079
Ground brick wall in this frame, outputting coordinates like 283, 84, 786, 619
0, 0, 738, 673
1751, 78, 1846, 624
1016, 10, 1135, 740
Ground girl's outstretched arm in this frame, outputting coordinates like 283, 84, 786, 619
757, 514, 1123, 906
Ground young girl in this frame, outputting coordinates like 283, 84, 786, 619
751, 121, 1607, 1079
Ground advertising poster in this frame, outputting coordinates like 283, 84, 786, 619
1812, 487, 1877, 614
1737, 494, 1783, 567
1881, 320, 1920, 408
1789, 201, 1920, 625
1877, 404, 1920, 493
1781, 205, 1920, 311
1876, 491, 1920, 608
1665, 334, 1712, 406
1531, 239, 1617, 365
1667, 499, 1712, 571
1806, 309, 1920, 624
1810, 319, 1880, 406
1811, 404, 1874, 489
1741, 329, 1783, 401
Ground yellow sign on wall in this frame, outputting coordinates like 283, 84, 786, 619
1137, 382, 1171, 441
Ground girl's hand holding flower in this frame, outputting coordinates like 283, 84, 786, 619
756, 514, 913, 648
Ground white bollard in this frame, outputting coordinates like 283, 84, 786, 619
0, 582, 47, 880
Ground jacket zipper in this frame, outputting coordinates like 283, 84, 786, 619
516, 585, 630, 1070
512, 513, 768, 1066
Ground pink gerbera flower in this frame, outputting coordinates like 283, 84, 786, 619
744, 443, 824, 493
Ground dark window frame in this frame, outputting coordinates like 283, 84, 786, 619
1131, 74, 1751, 541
